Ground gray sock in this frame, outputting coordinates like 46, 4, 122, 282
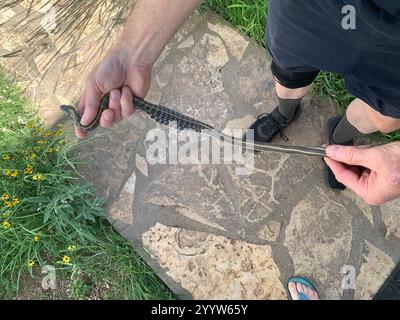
277, 96, 302, 121
332, 114, 363, 144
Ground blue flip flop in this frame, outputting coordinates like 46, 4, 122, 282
287, 277, 318, 300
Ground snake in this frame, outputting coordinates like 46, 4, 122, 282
60, 93, 327, 157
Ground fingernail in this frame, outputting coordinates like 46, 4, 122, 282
327, 145, 341, 158
110, 91, 118, 101
104, 113, 113, 122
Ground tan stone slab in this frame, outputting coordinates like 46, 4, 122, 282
142, 223, 287, 300
355, 241, 395, 300
207, 21, 249, 61
135, 154, 149, 177
108, 172, 136, 225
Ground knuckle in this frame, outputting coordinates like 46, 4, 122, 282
388, 168, 400, 186
345, 147, 358, 164
364, 195, 383, 206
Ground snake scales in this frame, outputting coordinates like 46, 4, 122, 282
60, 94, 327, 157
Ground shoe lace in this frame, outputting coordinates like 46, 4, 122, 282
257, 113, 289, 142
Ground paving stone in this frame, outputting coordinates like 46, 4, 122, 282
380, 200, 400, 241
207, 21, 249, 61
284, 187, 353, 299
257, 221, 281, 242
74, 112, 146, 200
135, 154, 149, 177
343, 189, 374, 226
1, 7, 398, 300
108, 172, 136, 225
145, 165, 231, 233
355, 241, 395, 300
142, 223, 287, 300
228, 153, 314, 224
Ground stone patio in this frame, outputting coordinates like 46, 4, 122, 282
1, 4, 399, 300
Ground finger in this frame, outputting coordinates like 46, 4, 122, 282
326, 145, 376, 169
325, 157, 367, 194
75, 127, 88, 139
99, 109, 115, 129
75, 94, 89, 139
81, 79, 102, 126
77, 91, 86, 115
108, 89, 122, 123
121, 86, 135, 118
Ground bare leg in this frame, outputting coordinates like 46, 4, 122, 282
346, 98, 400, 134
275, 81, 312, 99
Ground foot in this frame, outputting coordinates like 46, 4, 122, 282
287, 278, 320, 300
324, 117, 354, 190
243, 105, 301, 143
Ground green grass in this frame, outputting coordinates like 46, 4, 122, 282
205, 0, 398, 140
0, 69, 174, 300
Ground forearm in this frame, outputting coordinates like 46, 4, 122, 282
115, 0, 202, 68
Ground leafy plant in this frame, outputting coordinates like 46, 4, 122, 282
0, 69, 173, 300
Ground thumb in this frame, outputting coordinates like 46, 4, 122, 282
326, 145, 373, 168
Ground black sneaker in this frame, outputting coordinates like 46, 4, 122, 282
324, 116, 354, 190
243, 105, 301, 143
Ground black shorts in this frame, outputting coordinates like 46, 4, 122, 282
266, 0, 400, 118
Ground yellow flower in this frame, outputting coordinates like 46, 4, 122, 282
3, 221, 11, 229
42, 131, 53, 138
54, 129, 64, 137
48, 148, 54, 153
29, 153, 37, 160
34, 235, 40, 242
24, 165, 33, 175
4, 201, 13, 208
32, 174, 46, 181
12, 197, 20, 205
36, 128, 44, 134
62, 255, 71, 264
34, 146, 42, 152
26, 122, 36, 129
27, 260, 35, 268
36, 140, 46, 145
9, 170, 19, 178
1, 194, 10, 201
67, 245, 77, 252
2, 154, 11, 161
58, 140, 66, 145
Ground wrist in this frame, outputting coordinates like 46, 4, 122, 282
112, 40, 155, 71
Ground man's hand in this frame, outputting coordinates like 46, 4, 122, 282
76, 49, 151, 139
75, 0, 201, 139
324, 142, 400, 205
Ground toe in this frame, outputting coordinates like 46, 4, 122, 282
288, 282, 299, 300
297, 283, 304, 294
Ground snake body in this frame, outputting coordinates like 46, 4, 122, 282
60, 94, 327, 157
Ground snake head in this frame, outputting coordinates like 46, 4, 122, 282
59, 104, 90, 131
59, 94, 110, 132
